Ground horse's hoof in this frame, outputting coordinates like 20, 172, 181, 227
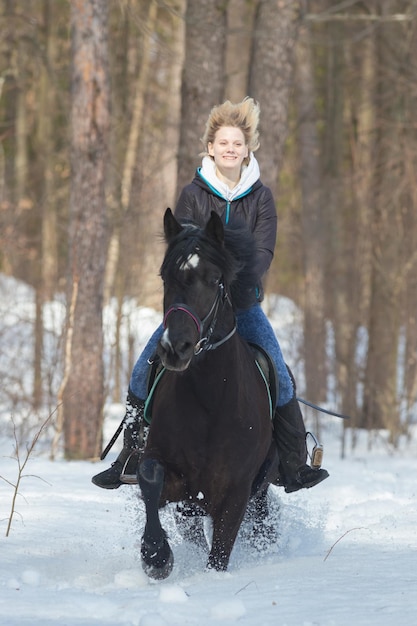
141, 538, 174, 580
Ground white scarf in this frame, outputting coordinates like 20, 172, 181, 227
199, 153, 260, 201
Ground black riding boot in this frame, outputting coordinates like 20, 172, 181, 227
91, 389, 147, 490
273, 394, 329, 494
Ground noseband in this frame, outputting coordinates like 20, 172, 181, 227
163, 281, 236, 354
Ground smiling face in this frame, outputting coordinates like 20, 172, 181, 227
208, 126, 249, 183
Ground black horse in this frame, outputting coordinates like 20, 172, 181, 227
137, 208, 279, 579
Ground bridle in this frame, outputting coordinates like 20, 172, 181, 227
162, 280, 236, 355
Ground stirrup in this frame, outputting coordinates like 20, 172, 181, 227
306, 431, 324, 469
119, 451, 140, 485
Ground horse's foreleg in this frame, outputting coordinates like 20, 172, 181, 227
137, 458, 174, 580
207, 496, 247, 572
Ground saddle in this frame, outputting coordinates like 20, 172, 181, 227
248, 342, 278, 414
144, 342, 278, 424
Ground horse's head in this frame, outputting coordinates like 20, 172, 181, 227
157, 209, 232, 371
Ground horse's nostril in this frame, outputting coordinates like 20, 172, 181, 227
177, 342, 192, 358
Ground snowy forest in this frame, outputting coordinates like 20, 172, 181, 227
1, 0, 417, 459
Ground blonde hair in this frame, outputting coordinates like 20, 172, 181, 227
201, 97, 260, 160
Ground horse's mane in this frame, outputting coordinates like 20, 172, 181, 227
160, 216, 259, 311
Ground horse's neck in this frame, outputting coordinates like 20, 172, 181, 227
198, 332, 246, 372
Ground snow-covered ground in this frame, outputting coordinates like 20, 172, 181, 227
1, 422, 417, 626
1, 273, 417, 625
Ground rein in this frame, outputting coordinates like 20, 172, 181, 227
297, 396, 351, 420
163, 281, 236, 354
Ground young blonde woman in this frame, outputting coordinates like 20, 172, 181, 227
92, 98, 329, 493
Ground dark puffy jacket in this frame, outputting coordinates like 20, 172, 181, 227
174, 170, 277, 282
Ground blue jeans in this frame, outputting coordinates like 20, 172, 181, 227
129, 303, 294, 407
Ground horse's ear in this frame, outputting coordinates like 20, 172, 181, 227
205, 211, 224, 245
164, 208, 183, 242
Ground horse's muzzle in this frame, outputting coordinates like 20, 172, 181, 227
157, 328, 195, 371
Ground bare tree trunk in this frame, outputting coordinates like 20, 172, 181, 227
63, 0, 110, 460
345, 28, 375, 451
363, 1, 403, 442
38, 0, 58, 300
15, 50, 28, 207
0, 0, 19, 275
32, 0, 59, 410
295, 22, 327, 421
403, 145, 417, 427
1, 0, 17, 203
0, 76, 4, 208
248, 0, 301, 197
224, 0, 257, 102
33, 288, 43, 410
176, 0, 227, 195
399, 13, 417, 431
